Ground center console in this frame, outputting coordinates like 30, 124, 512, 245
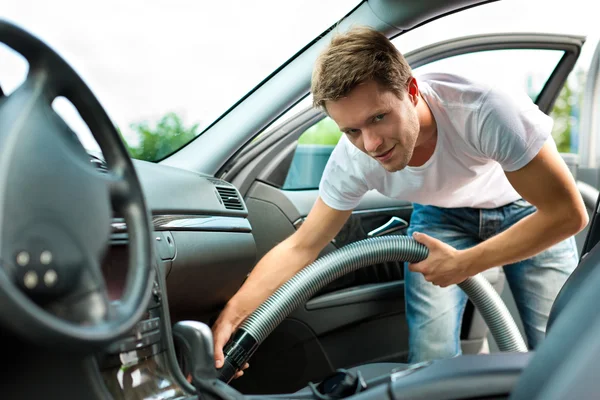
95, 233, 195, 400
96, 280, 189, 400
93, 172, 258, 400
96, 273, 192, 399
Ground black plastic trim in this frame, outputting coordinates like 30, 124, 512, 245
306, 281, 404, 310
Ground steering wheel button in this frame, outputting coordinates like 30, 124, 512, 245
16, 251, 30, 267
40, 251, 53, 265
43, 270, 58, 287
23, 271, 38, 289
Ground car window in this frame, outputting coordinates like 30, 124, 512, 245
283, 48, 567, 190
283, 117, 342, 190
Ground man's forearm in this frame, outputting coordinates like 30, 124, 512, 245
222, 238, 317, 324
462, 209, 585, 275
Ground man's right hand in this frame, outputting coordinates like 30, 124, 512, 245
212, 306, 249, 379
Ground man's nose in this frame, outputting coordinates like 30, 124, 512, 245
363, 129, 383, 153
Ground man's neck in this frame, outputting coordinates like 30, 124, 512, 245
408, 94, 438, 167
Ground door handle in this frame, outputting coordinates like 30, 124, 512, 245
367, 216, 409, 237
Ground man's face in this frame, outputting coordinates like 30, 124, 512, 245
326, 79, 420, 172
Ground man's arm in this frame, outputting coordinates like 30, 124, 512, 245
410, 142, 588, 287
212, 197, 352, 370
465, 141, 588, 269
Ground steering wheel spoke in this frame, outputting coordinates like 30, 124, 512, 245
46, 258, 111, 325
104, 167, 132, 202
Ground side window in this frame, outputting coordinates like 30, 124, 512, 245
282, 117, 342, 190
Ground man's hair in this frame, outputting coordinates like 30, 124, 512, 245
311, 26, 412, 110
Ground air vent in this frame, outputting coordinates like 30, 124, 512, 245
215, 186, 244, 210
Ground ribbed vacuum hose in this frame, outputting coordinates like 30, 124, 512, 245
459, 273, 527, 354
218, 236, 527, 382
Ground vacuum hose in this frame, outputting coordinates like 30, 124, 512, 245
218, 236, 527, 382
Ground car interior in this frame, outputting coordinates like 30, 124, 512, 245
2, 0, 600, 399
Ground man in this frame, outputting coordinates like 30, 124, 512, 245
212, 26, 587, 375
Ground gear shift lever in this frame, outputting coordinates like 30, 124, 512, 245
173, 321, 218, 381
172, 321, 243, 400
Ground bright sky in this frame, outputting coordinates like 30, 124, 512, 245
1, 0, 599, 152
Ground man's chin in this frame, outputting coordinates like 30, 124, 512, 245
380, 161, 406, 172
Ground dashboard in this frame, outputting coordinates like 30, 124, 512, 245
92, 157, 258, 397
100, 158, 257, 320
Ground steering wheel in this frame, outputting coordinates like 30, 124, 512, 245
0, 20, 154, 348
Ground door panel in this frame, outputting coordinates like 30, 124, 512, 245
325, 206, 411, 289
245, 182, 412, 289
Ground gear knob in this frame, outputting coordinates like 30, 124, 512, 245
172, 320, 217, 381
173, 321, 245, 400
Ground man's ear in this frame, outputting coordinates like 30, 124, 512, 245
407, 77, 419, 105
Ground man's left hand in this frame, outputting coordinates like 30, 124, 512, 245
408, 232, 473, 287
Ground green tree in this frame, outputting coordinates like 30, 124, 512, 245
125, 112, 200, 161
550, 82, 575, 153
549, 68, 586, 153
298, 117, 342, 145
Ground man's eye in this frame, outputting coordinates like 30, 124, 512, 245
346, 129, 360, 135
374, 114, 385, 122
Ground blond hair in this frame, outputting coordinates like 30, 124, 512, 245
311, 26, 412, 110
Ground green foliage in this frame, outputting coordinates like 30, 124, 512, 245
550, 85, 574, 153
549, 68, 585, 153
125, 112, 200, 161
298, 117, 343, 145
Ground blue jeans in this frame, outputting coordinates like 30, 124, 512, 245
405, 199, 579, 363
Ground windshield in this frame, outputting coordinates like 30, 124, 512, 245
0, 0, 358, 162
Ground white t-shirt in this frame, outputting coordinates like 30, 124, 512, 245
319, 73, 555, 210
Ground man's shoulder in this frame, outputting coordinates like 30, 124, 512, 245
417, 72, 493, 110
418, 72, 490, 90
334, 135, 370, 162
327, 136, 385, 181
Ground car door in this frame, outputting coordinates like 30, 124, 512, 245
221, 33, 586, 394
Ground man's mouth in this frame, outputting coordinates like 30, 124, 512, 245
374, 146, 394, 162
